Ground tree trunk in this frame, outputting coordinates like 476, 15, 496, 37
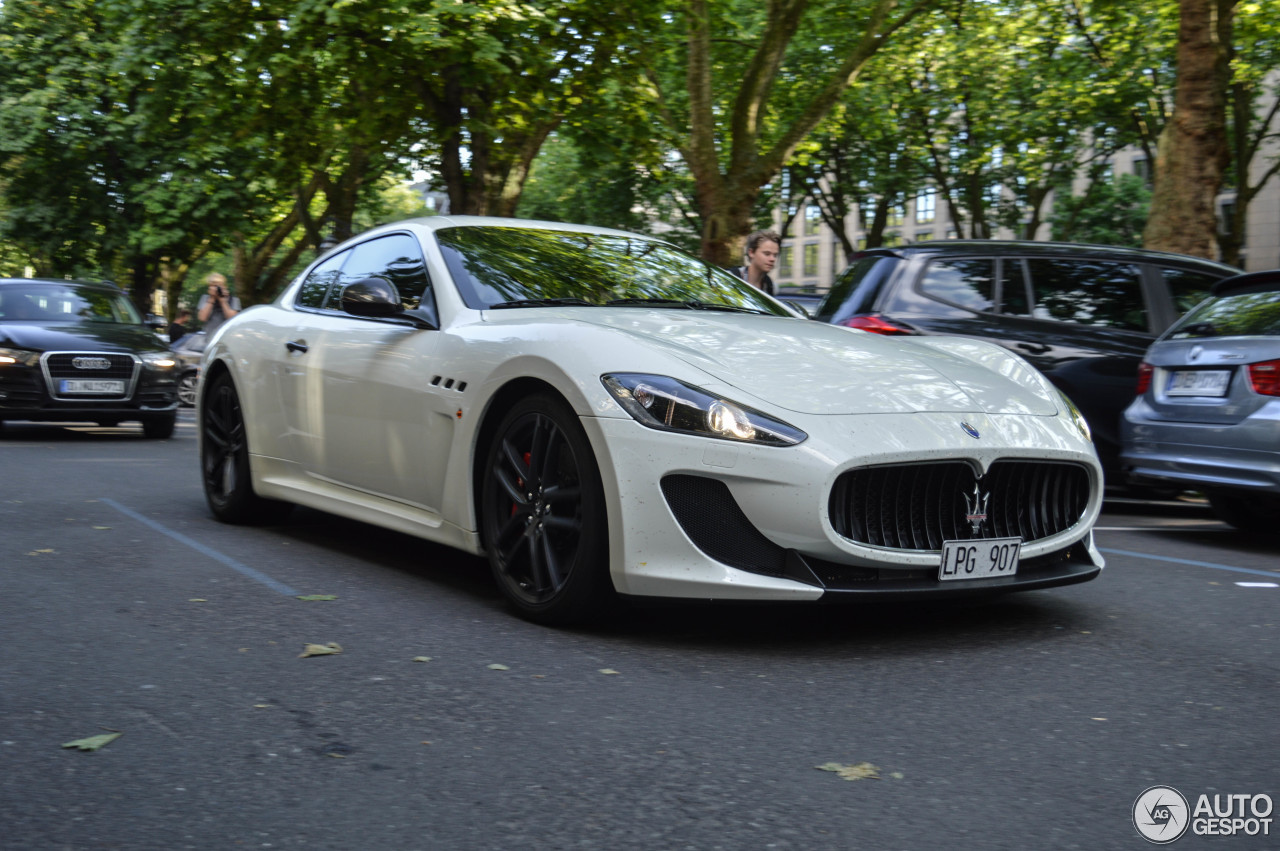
1143, 0, 1235, 258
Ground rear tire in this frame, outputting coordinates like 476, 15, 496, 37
177, 370, 199, 407
142, 412, 177, 439
1208, 491, 1280, 534
201, 371, 292, 524
479, 393, 612, 625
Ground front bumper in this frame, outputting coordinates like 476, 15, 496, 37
584, 409, 1105, 601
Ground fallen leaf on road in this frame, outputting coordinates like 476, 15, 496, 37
62, 732, 122, 752
412, 656, 432, 663
487, 663, 510, 671
296, 595, 337, 602
26, 549, 55, 556
816, 761, 881, 781
253, 704, 273, 709
299, 642, 343, 658
189, 598, 207, 602
93, 526, 111, 530
599, 669, 620, 675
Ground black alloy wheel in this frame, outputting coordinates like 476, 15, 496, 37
480, 393, 610, 624
201, 371, 290, 524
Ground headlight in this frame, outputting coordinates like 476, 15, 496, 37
1057, 390, 1091, 441
601, 373, 806, 446
141, 352, 177, 369
0, 347, 38, 367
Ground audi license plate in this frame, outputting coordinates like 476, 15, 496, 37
1167, 369, 1231, 397
939, 537, 1021, 581
60, 379, 125, 394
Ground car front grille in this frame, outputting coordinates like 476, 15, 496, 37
40, 352, 139, 401
829, 460, 1091, 551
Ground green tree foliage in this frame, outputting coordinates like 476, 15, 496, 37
1050, 173, 1152, 246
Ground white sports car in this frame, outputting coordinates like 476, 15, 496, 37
199, 217, 1105, 623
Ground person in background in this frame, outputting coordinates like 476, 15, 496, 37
727, 230, 781, 295
197, 273, 241, 337
166, 308, 191, 344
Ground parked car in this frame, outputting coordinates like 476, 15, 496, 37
0, 278, 180, 437
775, 285, 824, 318
811, 241, 1238, 485
170, 330, 207, 407
1121, 270, 1280, 532
200, 216, 1105, 624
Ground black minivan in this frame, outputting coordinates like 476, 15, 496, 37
813, 241, 1239, 484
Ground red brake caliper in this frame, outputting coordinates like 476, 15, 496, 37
511, 451, 531, 517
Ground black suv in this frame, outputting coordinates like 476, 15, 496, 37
0, 278, 180, 437
813, 241, 1239, 482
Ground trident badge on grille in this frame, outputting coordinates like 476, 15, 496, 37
963, 483, 990, 537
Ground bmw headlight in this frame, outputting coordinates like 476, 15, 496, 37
141, 352, 177, 369
0, 347, 38, 367
602, 373, 806, 446
1057, 390, 1091, 441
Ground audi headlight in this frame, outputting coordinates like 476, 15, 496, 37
1057, 390, 1091, 441
141, 352, 177, 369
602, 373, 806, 446
0, 347, 38, 367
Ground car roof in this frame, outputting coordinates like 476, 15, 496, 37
856, 241, 1238, 273
362, 215, 668, 244
0, 277, 125, 291
1210, 269, 1280, 296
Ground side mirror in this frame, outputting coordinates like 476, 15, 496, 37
341, 277, 403, 318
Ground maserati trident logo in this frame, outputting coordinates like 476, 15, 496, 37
71, 357, 112, 370
963, 483, 990, 537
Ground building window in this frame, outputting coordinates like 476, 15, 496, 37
778, 246, 793, 278
1133, 157, 1152, 186
887, 204, 905, 227
805, 204, 823, 233
915, 191, 936, 224
883, 233, 903, 248
915, 231, 935, 242
803, 243, 819, 276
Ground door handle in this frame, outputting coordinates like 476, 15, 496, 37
1016, 342, 1050, 355
286, 340, 309, 354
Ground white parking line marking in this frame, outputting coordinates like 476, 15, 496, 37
1236, 582, 1278, 588
102, 497, 300, 596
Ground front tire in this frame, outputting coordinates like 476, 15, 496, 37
201, 371, 291, 524
142, 412, 176, 439
480, 393, 611, 625
1208, 491, 1280, 534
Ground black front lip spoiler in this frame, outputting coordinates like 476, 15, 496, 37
786, 551, 1102, 600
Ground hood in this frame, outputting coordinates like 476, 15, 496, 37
557, 310, 1059, 416
0, 321, 167, 354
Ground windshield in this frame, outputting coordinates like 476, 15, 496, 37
436, 226, 793, 316
0, 283, 143, 324
1165, 289, 1280, 339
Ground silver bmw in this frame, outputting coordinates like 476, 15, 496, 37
1122, 270, 1280, 532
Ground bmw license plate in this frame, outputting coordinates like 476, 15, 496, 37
939, 537, 1021, 581
60, 379, 125, 394
1166, 369, 1231, 397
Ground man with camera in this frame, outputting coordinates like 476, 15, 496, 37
196, 272, 241, 337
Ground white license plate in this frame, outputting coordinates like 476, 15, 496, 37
939, 537, 1021, 581
1167, 369, 1231, 397
60, 379, 125, 394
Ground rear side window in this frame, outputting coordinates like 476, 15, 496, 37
1168, 289, 1280, 338
296, 250, 348, 309
818, 255, 900, 323
341, 233, 432, 310
1162, 267, 1221, 315
919, 258, 995, 312
1027, 259, 1147, 331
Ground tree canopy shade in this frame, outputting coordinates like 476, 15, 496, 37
638, 0, 942, 266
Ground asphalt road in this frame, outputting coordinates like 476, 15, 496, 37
1, 412, 1276, 850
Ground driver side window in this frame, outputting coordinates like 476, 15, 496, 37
296, 251, 349, 310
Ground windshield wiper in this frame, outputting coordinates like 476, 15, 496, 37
605, 297, 768, 315
489, 297, 595, 309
